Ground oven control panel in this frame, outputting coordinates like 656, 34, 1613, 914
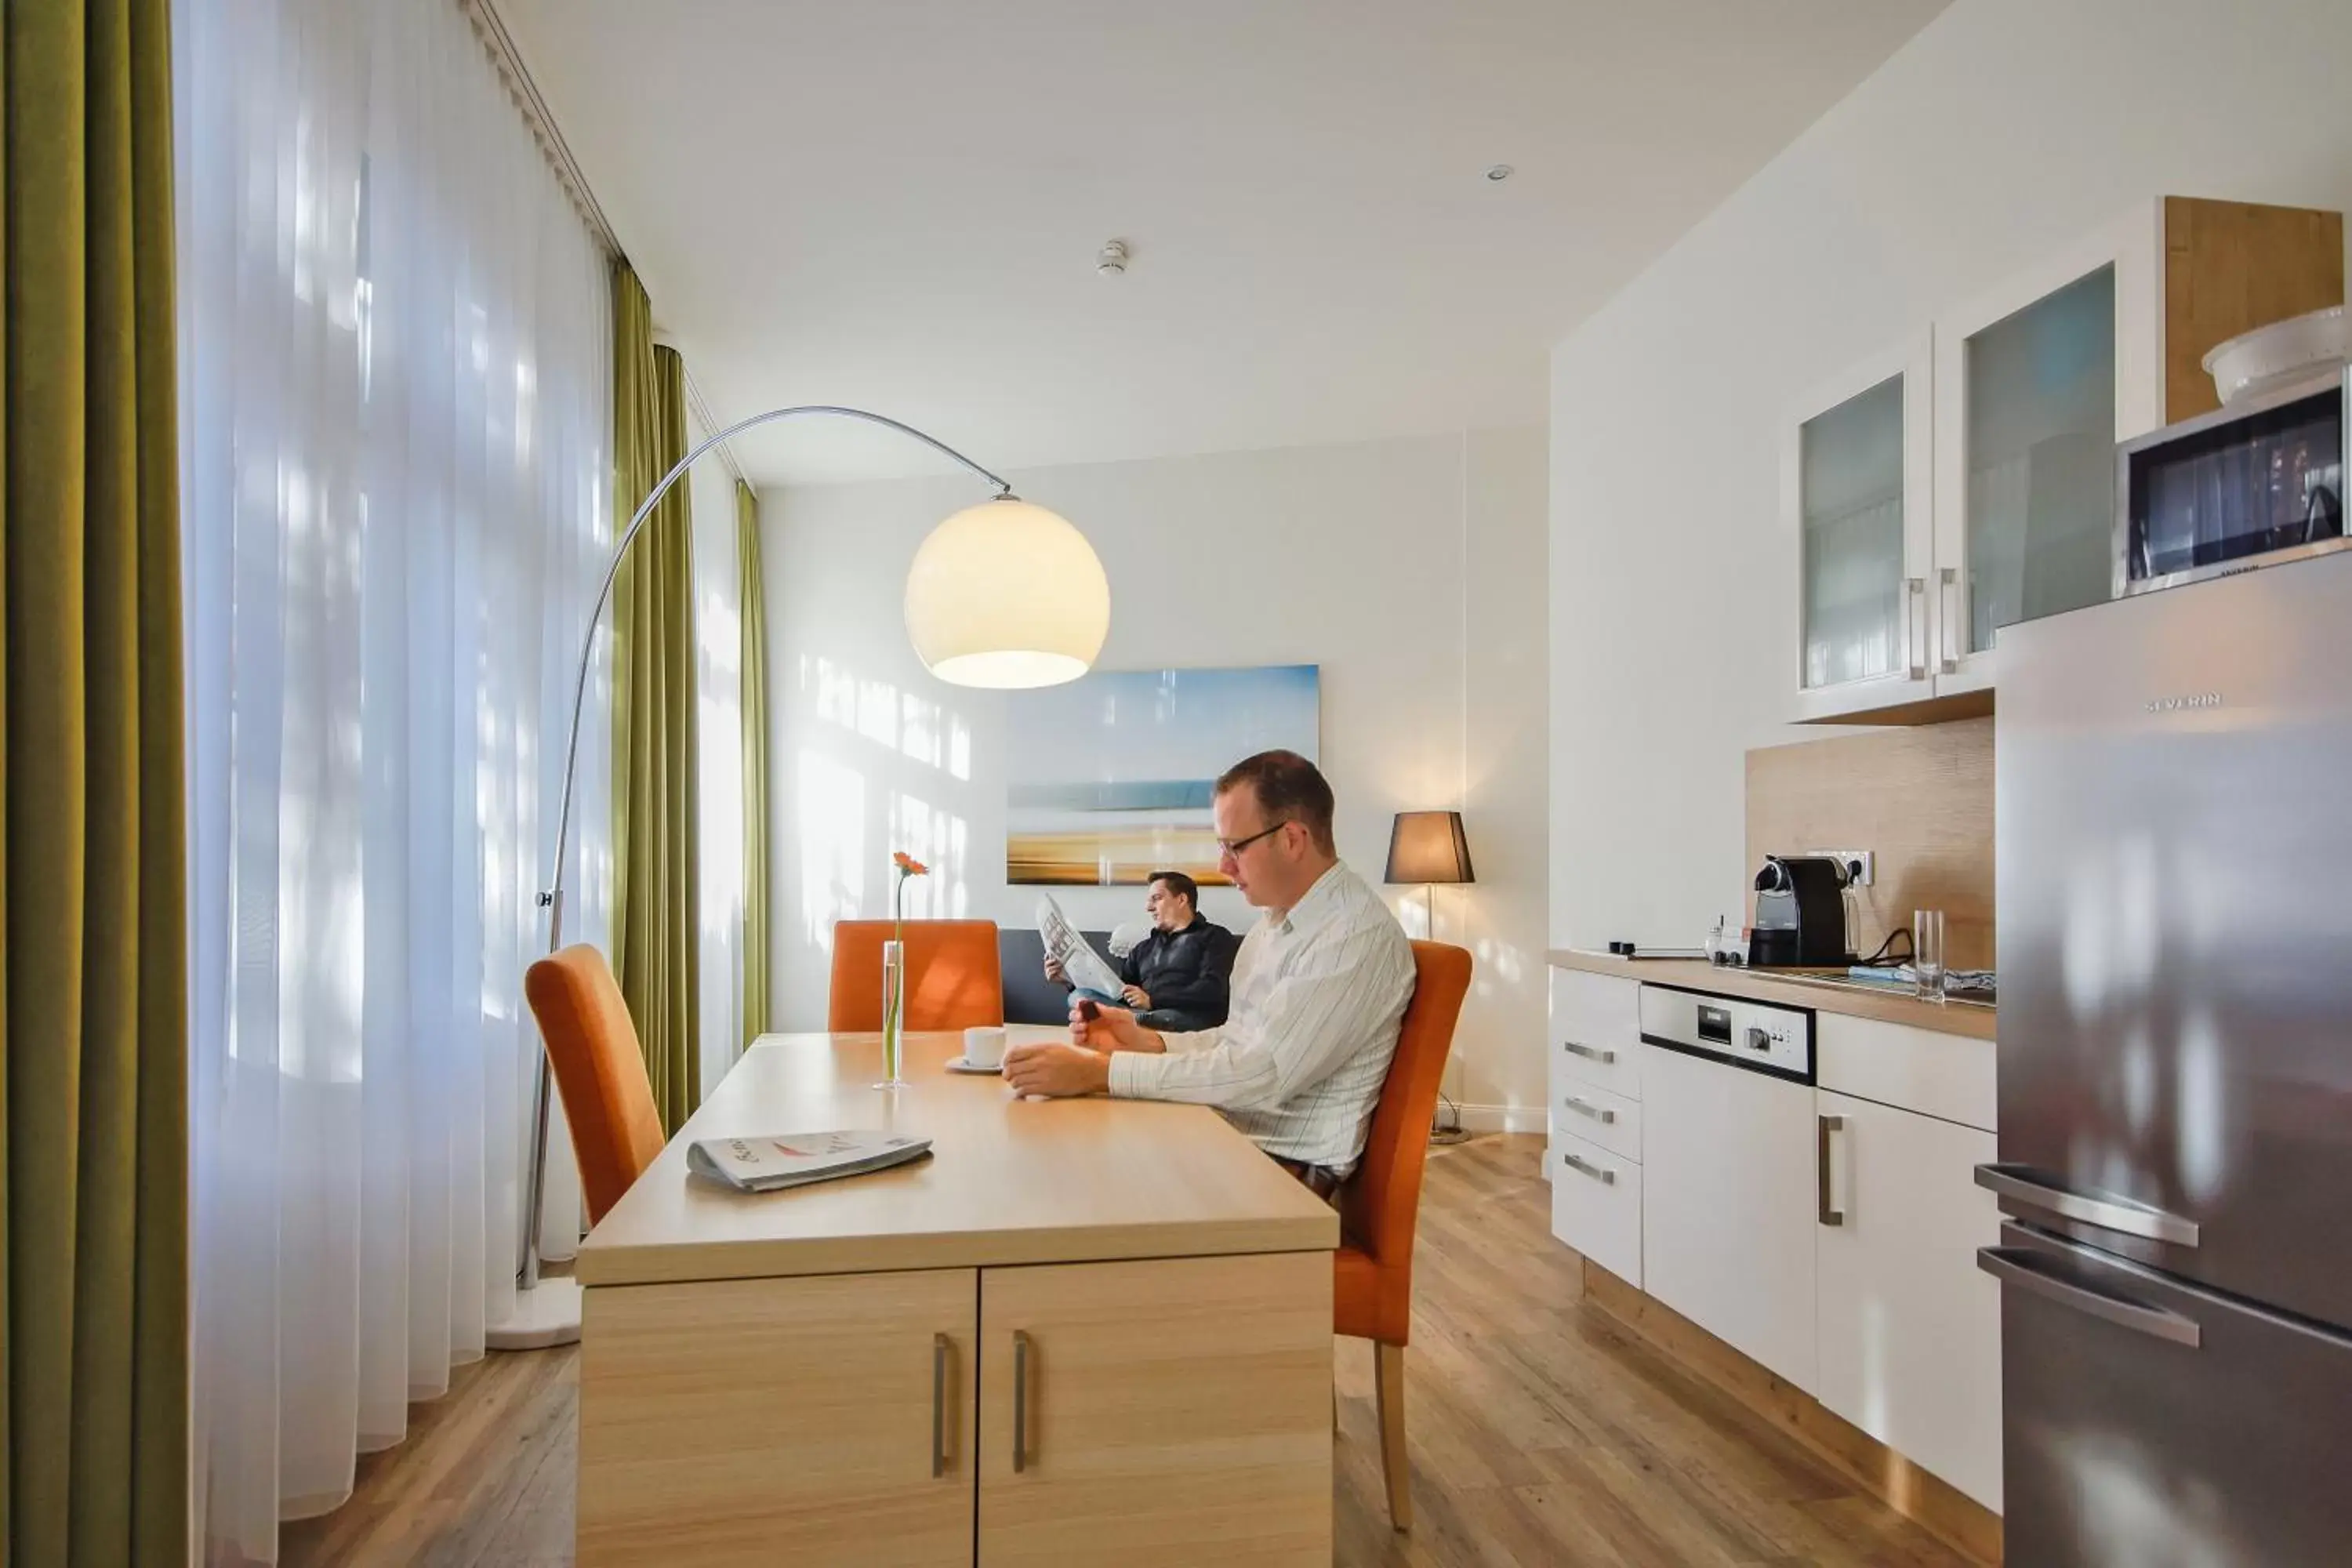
1636, 984, 1813, 1083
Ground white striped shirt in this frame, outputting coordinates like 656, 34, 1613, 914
1106, 861, 1414, 1174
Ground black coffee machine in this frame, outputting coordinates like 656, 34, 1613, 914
1748, 855, 1854, 967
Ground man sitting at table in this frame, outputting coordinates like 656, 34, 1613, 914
1004, 750, 1414, 1197
1046, 869, 1237, 1033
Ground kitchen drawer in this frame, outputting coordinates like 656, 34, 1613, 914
1554, 1079, 1641, 1163
1550, 968, 1642, 1100
1817, 1011, 1996, 1132
1549, 1127, 1641, 1288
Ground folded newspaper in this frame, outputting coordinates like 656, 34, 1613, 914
1036, 893, 1126, 997
687, 1130, 932, 1194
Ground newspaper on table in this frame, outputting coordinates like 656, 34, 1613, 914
687, 1130, 932, 1194
1036, 893, 1126, 997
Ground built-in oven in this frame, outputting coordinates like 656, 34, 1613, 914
2115, 364, 2347, 596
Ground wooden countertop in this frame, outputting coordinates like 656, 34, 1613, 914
1548, 949, 1997, 1041
576, 1027, 1339, 1287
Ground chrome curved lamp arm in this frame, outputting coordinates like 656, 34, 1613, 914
519, 405, 1012, 1289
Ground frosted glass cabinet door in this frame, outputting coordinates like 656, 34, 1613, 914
1933, 209, 2155, 697
1959, 264, 2116, 655
1788, 332, 1935, 721
1801, 376, 1907, 689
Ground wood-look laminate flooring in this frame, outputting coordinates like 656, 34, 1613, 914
279, 1134, 1973, 1567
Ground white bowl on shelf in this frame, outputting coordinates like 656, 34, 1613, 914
2203, 305, 2347, 407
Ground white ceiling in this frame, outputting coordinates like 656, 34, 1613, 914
496, 0, 1947, 485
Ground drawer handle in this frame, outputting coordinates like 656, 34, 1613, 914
1817, 1113, 1846, 1227
931, 1334, 952, 1477
1563, 1040, 1617, 1065
1011, 1329, 1033, 1473
1976, 1247, 2201, 1348
1562, 1152, 1617, 1186
1563, 1095, 1617, 1125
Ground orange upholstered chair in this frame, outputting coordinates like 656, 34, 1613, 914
828, 920, 1004, 1033
1335, 938, 1472, 1532
524, 945, 667, 1226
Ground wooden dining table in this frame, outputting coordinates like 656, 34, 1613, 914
572, 1026, 1339, 1566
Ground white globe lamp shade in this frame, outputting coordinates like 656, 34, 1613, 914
904, 498, 1109, 688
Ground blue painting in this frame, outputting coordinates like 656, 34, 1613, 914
1004, 664, 1321, 885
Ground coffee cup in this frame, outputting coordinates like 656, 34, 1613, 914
962, 1025, 1007, 1070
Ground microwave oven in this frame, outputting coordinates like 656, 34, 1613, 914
2115, 363, 2348, 596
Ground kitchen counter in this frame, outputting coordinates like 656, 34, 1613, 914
1548, 949, 1995, 1041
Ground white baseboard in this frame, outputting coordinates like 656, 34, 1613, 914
1442, 1102, 1548, 1135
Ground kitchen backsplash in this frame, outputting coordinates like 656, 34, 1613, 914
1746, 717, 1994, 971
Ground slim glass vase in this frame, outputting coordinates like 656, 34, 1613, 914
875, 938, 910, 1089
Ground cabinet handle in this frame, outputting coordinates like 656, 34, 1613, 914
1938, 567, 1960, 674
931, 1334, 951, 1478
1904, 576, 1928, 681
1562, 1152, 1617, 1186
1817, 1113, 1846, 1226
1563, 1040, 1617, 1065
1011, 1329, 1033, 1473
1562, 1095, 1617, 1125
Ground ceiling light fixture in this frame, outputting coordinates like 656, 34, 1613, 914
1097, 238, 1130, 275
1484, 164, 1514, 182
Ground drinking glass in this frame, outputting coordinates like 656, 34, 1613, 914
1912, 910, 1945, 1001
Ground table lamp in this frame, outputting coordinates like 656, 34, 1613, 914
489, 405, 1109, 1349
1384, 810, 1474, 1145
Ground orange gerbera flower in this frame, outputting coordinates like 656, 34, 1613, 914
893, 851, 928, 877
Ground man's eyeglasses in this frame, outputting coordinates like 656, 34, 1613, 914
1216, 821, 1291, 858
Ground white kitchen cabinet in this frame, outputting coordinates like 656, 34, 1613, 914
1927, 212, 2158, 700
1549, 1126, 1642, 1288
1814, 1088, 2005, 1509
1555, 1078, 1640, 1164
1787, 334, 1936, 724
1817, 1011, 1996, 1134
1548, 968, 1641, 1102
1639, 1043, 1818, 1393
1790, 196, 2339, 724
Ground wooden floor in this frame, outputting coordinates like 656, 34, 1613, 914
281, 1134, 1973, 1567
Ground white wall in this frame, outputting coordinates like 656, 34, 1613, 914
765, 429, 1551, 1124
1550, 0, 2352, 949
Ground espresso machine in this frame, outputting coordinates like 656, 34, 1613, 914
1748, 855, 1855, 967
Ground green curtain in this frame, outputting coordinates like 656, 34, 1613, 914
736, 479, 771, 1044
2, 1, 189, 1563
610, 264, 700, 1132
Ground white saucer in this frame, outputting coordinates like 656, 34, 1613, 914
944, 1056, 1004, 1075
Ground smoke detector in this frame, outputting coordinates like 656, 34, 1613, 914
1096, 238, 1130, 276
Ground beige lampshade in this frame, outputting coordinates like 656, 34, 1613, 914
903, 497, 1110, 688
1384, 811, 1474, 885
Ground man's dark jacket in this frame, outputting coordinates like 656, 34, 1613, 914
1120, 917, 1238, 1025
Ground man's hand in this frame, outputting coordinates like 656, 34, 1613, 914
1069, 999, 1146, 1054
1044, 955, 1066, 983
1120, 983, 1151, 1008
1003, 1041, 1112, 1098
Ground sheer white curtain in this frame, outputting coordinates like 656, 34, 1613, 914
176, 0, 612, 1559
688, 406, 746, 1089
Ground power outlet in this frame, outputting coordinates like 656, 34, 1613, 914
1807, 848, 1874, 887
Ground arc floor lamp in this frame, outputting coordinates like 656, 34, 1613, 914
487, 405, 1110, 1348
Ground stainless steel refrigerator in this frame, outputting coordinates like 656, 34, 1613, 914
1980, 548, 2352, 1566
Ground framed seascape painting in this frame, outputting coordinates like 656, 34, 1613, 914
1004, 663, 1321, 885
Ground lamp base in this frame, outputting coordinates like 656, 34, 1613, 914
486, 1274, 583, 1350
